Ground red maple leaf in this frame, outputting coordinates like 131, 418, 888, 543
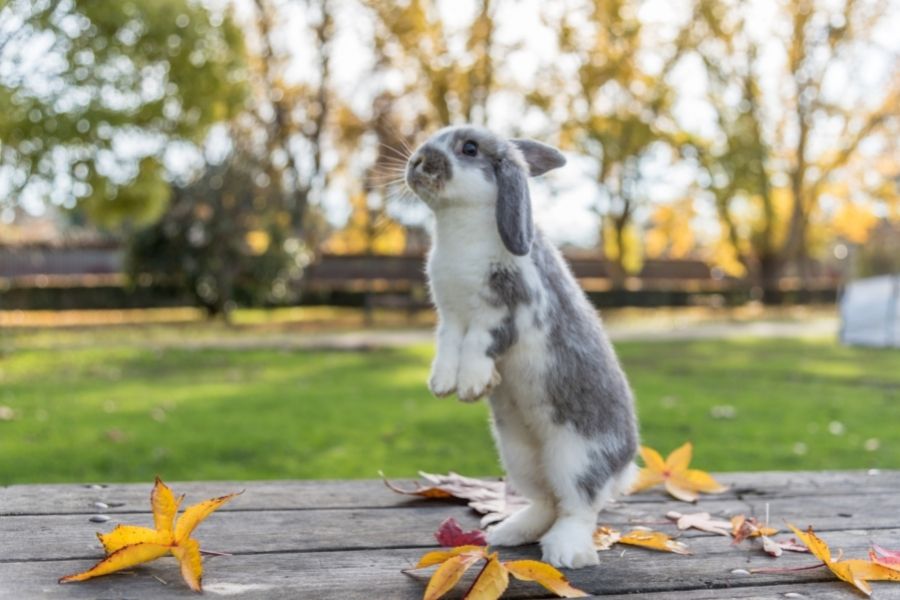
434, 517, 487, 547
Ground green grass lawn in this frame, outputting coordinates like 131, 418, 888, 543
1, 330, 898, 484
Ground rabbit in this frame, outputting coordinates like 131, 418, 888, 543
405, 125, 640, 569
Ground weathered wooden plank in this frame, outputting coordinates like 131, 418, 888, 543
3, 528, 899, 600
3, 489, 898, 563
1, 470, 896, 516
591, 582, 900, 599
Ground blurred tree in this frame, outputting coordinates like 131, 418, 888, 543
644, 198, 696, 259
686, 0, 899, 300
127, 144, 305, 319
323, 190, 407, 254
242, 0, 336, 247
0, 0, 246, 226
366, 0, 497, 128
361, 0, 497, 190
531, 0, 689, 287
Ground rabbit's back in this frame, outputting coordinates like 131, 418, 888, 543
495, 231, 638, 462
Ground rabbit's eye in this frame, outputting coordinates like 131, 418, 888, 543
462, 140, 478, 156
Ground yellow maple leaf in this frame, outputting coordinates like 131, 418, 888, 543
411, 546, 587, 600
465, 553, 509, 599
789, 525, 900, 596
619, 530, 692, 555
503, 560, 588, 597
593, 526, 691, 555
731, 515, 778, 542
424, 551, 485, 600
631, 442, 728, 502
59, 477, 239, 592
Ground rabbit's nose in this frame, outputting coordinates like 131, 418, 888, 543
411, 156, 424, 171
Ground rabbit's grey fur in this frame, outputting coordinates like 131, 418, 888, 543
406, 125, 639, 568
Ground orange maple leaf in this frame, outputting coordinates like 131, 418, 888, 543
789, 525, 900, 596
411, 546, 587, 599
59, 477, 240, 592
593, 526, 691, 554
630, 442, 728, 502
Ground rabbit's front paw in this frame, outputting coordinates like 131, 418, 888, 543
456, 356, 501, 402
540, 517, 599, 569
487, 503, 556, 547
428, 362, 457, 398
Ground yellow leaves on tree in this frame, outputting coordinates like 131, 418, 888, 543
631, 442, 728, 502
59, 477, 239, 593
324, 191, 407, 255
411, 545, 587, 600
645, 199, 696, 260
830, 201, 879, 245
602, 219, 644, 276
789, 525, 900, 596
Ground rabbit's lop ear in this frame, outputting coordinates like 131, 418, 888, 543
511, 139, 566, 176
495, 152, 534, 256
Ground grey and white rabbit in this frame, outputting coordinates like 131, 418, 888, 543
405, 125, 639, 569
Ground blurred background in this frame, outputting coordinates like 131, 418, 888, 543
1, 0, 898, 484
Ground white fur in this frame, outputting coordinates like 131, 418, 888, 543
418, 132, 633, 569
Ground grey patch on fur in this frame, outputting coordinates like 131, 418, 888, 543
512, 139, 566, 176
577, 445, 625, 503
495, 157, 533, 256
419, 146, 451, 180
485, 265, 531, 358
487, 313, 517, 358
530, 230, 638, 497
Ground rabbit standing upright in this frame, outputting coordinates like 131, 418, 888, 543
405, 126, 639, 569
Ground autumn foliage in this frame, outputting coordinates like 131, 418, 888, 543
59, 478, 239, 592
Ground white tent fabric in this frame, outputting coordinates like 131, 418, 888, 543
840, 275, 900, 347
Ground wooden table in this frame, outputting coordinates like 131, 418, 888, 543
2, 471, 899, 599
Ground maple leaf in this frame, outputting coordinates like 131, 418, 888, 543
593, 526, 691, 555
730, 515, 779, 544
871, 544, 900, 570
59, 477, 239, 592
435, 517, 488, 547
410, 546, 587, 599
667, 511, 732, 536
383, 471, 528, 526
503, 560, 588, 598
631, 442, 728, 502
465, 553, 509, 599
788, 525, 900, 596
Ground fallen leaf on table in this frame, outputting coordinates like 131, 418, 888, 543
435, 517, 487, 547
592, 526, 622, 551
871, 544, 900, 570
383, 471, 528, 527
788, 525, 900, 596
413, 545, 488, 570
410, 546, 587, 599
773, 538, 809, 553
760, 535, 784, 557
504, 560, 588, 597
593, 526, 691, 555
630, 442, 728, 502
667, 511, 732, 536
620, 529, 692, 555
732, 514, 782, 556
465, 553, 509, 599
422, 548, 486, 600
59, 477, 239, 592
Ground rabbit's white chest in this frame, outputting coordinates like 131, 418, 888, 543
428, 207, 504, 317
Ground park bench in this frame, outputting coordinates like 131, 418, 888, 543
2, 470, 899, 598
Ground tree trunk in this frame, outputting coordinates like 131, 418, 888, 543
757, 253, 783, 305
606, 217, 629, 291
